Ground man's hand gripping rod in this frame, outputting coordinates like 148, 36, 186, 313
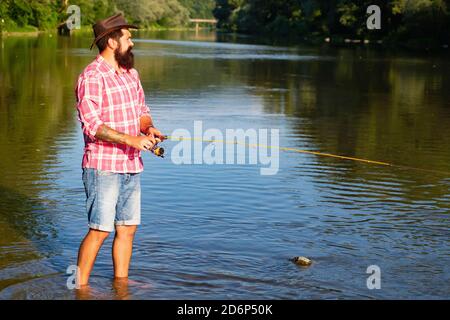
148, 135, 167, 158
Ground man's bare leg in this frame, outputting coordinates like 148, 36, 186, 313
77, 229, 110, 286
112, 225, 137, 278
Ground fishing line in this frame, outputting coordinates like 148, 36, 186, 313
161, 136, 450, 176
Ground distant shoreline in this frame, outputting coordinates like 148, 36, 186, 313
1, 30, 44, 37
1, 25, 216, 37
215, 29, 450, 52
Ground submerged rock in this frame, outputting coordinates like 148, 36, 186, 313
291, 256, 312, 267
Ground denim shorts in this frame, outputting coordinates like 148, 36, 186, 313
82, 168, 141, 232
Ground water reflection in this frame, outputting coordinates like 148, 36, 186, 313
112, 278, 131, 300
74, 278, 132, 300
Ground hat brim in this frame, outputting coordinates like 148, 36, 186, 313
90, 24, 139, 50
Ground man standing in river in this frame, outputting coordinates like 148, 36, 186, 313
75, 13, 164, 287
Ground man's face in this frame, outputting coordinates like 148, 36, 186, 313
114, 29, 134, 70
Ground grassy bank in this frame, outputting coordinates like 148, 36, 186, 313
1, 24, 215, 37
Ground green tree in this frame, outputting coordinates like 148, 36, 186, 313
213, 0, 450, 47
114, 0, 189, 27
178, 0, 215, 18
0, 0, 206, 31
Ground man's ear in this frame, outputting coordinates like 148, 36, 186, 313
107, 37, 118, 50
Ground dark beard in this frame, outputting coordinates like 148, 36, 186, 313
114, 45, 134, 70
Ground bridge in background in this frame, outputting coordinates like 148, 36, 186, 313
189, 18, 218, 32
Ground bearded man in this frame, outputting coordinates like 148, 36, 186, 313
75, 13, 164, 287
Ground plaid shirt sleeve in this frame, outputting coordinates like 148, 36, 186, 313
76, 74, 104, 140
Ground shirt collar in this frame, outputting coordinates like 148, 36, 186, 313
96, 54, 129, 76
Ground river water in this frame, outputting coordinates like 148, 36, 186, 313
0, 30, 449, 299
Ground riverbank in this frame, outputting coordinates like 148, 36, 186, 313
1, 30, 47, 37
0, 25, 42, 37
214, 29, 450, 52
1, 24, 216, 37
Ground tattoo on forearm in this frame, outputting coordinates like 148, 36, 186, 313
96, 124, 128, 144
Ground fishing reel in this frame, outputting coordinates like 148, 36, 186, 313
150, 144, 164, 158
148, 135, 167, 158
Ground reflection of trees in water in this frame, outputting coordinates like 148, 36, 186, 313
137, 29, 217, 42
136, 55, 223, 93
133, 54, 231, 95
0, 35, 80, 188
0, 35, 83, 270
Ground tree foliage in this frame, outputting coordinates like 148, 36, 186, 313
0, 0, 60, 31
0, 0, 215, 31
178, 0, 215, 18
213, 0, 450, 46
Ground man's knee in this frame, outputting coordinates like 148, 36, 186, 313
88, 229, 111, 242
115, 225, 137, 239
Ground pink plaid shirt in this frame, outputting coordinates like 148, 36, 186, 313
76, 55, 151, 173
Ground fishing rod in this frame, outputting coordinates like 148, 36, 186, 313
149, 135, 450, 176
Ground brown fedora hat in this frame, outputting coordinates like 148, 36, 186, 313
90, 13, 138, 50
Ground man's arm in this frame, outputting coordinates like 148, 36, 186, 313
140, 114, 165, 140
139, 114, 154, 134
96, 124, 130, 144
95, 124, 155, 151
